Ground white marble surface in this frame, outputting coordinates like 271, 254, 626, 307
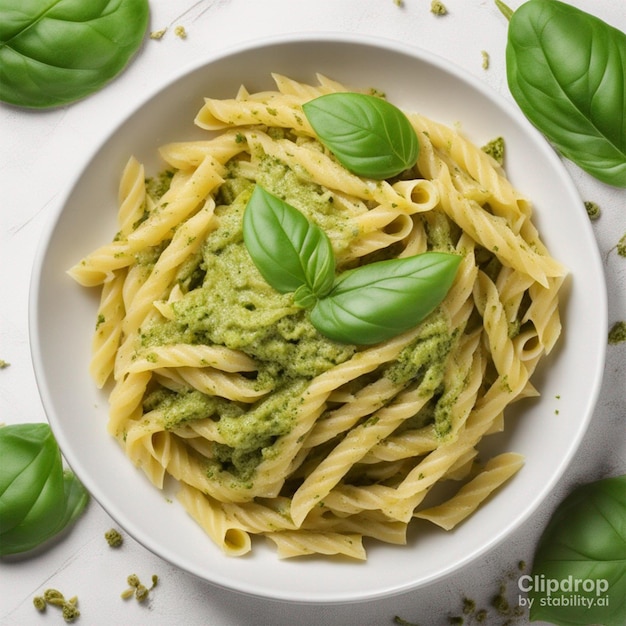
1, 1, 625, 625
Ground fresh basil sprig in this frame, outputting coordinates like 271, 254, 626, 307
0, 423, 90, 556
0, 0, 149, 109
498, 0, 626, 187
302, 93, 420, 179
243, 186, 461, 345
529, 475, 626, 626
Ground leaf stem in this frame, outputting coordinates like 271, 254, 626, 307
495, 0, 514, 21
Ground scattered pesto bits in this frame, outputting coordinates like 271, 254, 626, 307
608, 321, 626, 345
104, 528, 124, 547
584, 201, 601, 220
482, 137, 505, 165
121, 573, 159, 603
150, 28, 166, 40
395, 561, 528, 625
33, 589, 80, 623
431, 1, 448, 16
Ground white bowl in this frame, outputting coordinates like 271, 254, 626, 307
30, 34, 607, 603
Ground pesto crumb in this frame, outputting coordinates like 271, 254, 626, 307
584, 201, 601, 220
393, 617, 420, 626
121, 573, 159, 602
482, 137, 505, 165
150, 28, 167, 40
34, 590, 80, 622
105, 528, 124, 547
462, 597, 476, 614
431, 1, 448, 15
0, 359, 9, 368
481, 50, 490, 70
608, 321, 626, 345
174, 25, 187, 39
617, 232, 626, 257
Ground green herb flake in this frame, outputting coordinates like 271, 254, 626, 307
121, 573, 159, 603
393, 617, 420, 626
617, 232, 626, 257
33, 589, 80, 623
105, 528, 124, 547
584, 201, 601, 220
608, 320, 626, 344
481, 137, 505, 165
430, 1, 448, 16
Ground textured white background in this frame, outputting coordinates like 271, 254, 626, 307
1, 1, 625, 625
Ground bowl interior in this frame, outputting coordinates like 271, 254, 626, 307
30, 34, 606, 603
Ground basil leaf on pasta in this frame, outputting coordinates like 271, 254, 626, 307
310, 252, 461, 345
302, 93, 420, 179
243, 185, 336, 298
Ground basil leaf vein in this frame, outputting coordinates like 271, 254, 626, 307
302, 92, 420, 179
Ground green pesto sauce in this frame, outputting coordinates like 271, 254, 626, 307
211, 379, 308, 481
384, 312, 460, 438
145, 169, 174, 201
143, 388, 241, 430
482, 137, 505, 165
137, 155, 461, 481
253, 153, 359, 260
165, 159, 358, 383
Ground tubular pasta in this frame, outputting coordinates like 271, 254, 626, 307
69, 73, 565, 560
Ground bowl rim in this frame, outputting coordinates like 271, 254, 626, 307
29, 31, 607, 603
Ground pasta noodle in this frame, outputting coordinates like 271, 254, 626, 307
69, 74, 565, 559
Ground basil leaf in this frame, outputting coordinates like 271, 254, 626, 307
504, 0, 626, 187
310, 252, 461, 345
0, 0, 149, 109
0, 423, 89, 556
302, 93, 419, 179
243, 185, 336, 299
529, 476, 626, 626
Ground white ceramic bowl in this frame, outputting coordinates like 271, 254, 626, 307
30, 34, 607, 603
